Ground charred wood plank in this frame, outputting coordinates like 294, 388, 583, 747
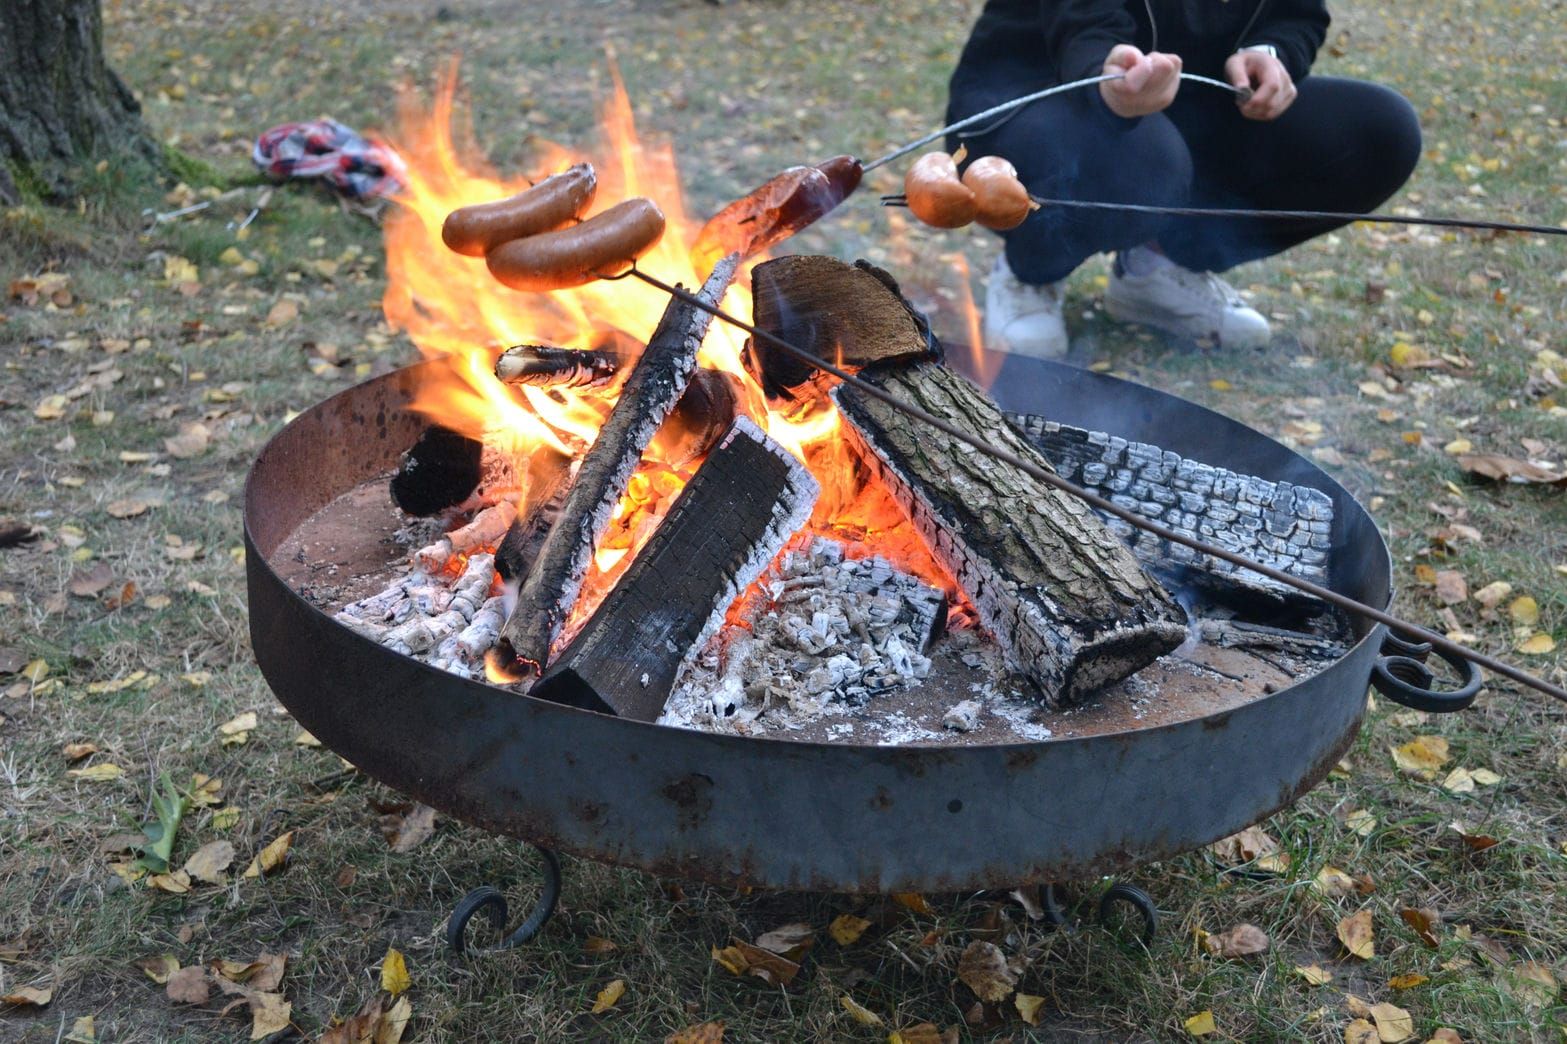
744, 255, 939, 399
499, 253, 741, 671
1006, 415, 1334, 612
833, 361, 1188, 705
534, 417, 819, 719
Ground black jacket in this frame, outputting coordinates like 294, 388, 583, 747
951, 0, 1330, 104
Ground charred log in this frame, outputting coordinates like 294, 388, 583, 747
744, 256, 939, 399
495, 448, 575, 584
834, 361, 1188, 705
534, 417, 819, 720
389, 424, 485, 517
655, 368, 747, 468
494, 344, 620, 388
499, 253, 741, 671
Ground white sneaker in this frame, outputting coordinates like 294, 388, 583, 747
984, 254, 1068, 360
1105, 247, 1271, 349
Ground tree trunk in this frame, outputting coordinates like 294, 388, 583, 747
0, 0, 156, 204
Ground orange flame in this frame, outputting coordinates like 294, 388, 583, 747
380, 65, 958, 647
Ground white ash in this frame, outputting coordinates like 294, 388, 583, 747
942, 699, 983, 732
659, 537, 947, 733
333, 552, 498, 680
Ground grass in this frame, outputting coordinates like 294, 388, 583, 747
2, 0, 1565, 1040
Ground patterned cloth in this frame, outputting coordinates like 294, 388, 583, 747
252, 120, 406, 199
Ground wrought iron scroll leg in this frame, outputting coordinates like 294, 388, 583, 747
446, 845, 562, 956
1097, 882, 1158, 947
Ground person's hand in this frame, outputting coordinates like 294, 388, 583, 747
1225, 49, 1296, 120
1099, 45, 1182, 118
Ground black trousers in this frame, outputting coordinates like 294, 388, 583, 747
951, 76, 1422, 284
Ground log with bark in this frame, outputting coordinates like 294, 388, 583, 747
494, 447, 575, 584
744, 255, 939, 399
834, 361, 1189, 705
534, 417, 819, 719
498, 253, 741, 671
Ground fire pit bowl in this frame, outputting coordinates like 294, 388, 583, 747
245, 349, 1400, 896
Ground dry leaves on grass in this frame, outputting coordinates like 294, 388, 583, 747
591, 979, 626, 1014
184, 840, 235, 885
956, 940, 1017, 1002
1368, 1001, 1414, 1042
1390, 735, 1450, 778
1457, 453, 1566, 486
1, 985, 52, 1008
1203, 923, 1270, 959
165, 966, 210, 1005
1399, 907, 1441, 948
710, 939, 801, 986
136, 954, 180, 984
1208, 824, 1290, 872
318, 994, 412, 1044
380, 947, 411, 996
1295, 963, 1334, 985
1314, 865, 1375, 899
380, 803, 437, 853
1183, 1010, 1216, 1036
1338, 909, 1375, 960
889, 1024, 951, 1044
665, 1021, 725, 1044
828, 913, 871, 945
840, 994, 882, 1027
1014, 992, 1045, 1025
754, 923, 815, 961
243, 830, 294, 878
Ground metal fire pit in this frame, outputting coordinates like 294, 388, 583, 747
245, 349, 1450, 926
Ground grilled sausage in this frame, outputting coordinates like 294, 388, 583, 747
485, 197, 666, 292
961, 156, 1033, 231
904, 151, 976, 229
441, 163, 598, 257
692, 155, 864, 270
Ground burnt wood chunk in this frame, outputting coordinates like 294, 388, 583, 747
744, 255, 938, 398
833, 361, 1188, 705
1007, 414, 1334, 613
389, 425, 484, 516
499, 253, 741, 671
654, 368, 746, 468
535, 417, 819, 720
495, 344, 620, 388
495, 448, 575, 583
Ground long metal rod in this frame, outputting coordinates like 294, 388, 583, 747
880, 195, 1567, 239
627, 266, 1567, 705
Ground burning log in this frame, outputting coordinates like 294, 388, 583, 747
534, 417, 819, 720
389, 424, 484, 517
744, 256, 939, 399
494, 447, 576, 584
656, 368, 747, 468
834, 361, 1188, 705
494, 344, 620, 388
413, 500, 518, 574
1007, 416, 1334, 612
499, 253, 742, 671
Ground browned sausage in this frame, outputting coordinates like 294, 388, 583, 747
485, 198, 666, 292
904, 151, 976, 229
441, 163, 597, 257
961, 156, 1034, 231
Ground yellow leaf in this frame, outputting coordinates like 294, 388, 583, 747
1314, 865, 1359, 898
887, 1024, 944, 1044
829, 913, 872, 946
840, 994, 882, 1027
22, 658, 49, 682
163, 256, 199, 284
294, 730, 321, 747
1209, 378, 1232, 391
34, 394, 69, 420
1345, 1018, 1380, 1044
65, 1014, 96, 1042
1346, 809, 1378, 837
1296, 964, 1334, 986
1441, 767, 1476, 793
248, 992, 291, 1040
1338, 908, 1375, 960
1443, 438, 1472, 455
67, 762, 125, 782
184, 840, 235, 885
1391, 736, 1451, 777
1516, 632, 1556, 655
1470, 768, 1502, 786
243, 830, 294, 878
219, 247, 246, 266
1389, 974, 1429, 989
1184, 1010, 1216, 1037
1015, 992, 1046, 1025
148, 870, 192, 894
957, 940, 1017, 1001
1508, 596, 1540, 626
377, 994, 413, 1044
381, 947, 411, 996
1, 985, 52, 1007
892, 892, 933, 916
1369, 1001, 1414, 1042
582, 936, 618, 955
665, 1021, 725, 1044
591, 978, 626, 1014
135, 954, 180, 984
1511, 961, 1558, 1005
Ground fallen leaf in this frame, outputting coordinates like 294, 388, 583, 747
217, 711, 257, 746
265, 299, 299, 326
1391, 736, 1451, 778
166, 965, 210, 1004
887, 1024, 945, 1044
1014, 992, 1046, 1025
1431, 570, 1466, 604
893, 892, 933, 916
1508, 595, 1540, 627
106, 498, 150, 519
1313, 865, 1367, 899
243, 830, 294, 878
381, 947, 411, 996
293, 730, 321, 747
1472, 581, 1513, 609
1441, 767, 1476, 793
828, 913, 872, 945
840, 994, 882, 1027
1457, 453, 1566, 486
1345, 809, 1377, 836
67, 762, 125, 782
1, 985, 52, 1007
64, 1014, 95, 1042
1296, 964, 1334, 986
247, 991, 291, 1040
136, 954, 180, 983
1184, 1010, 1216, 1037
164, 423, 211, 459
318, 995, 388, 1044
1447, 822, 1499, 851
383, 803, 437, 853
1369, 1001, 1414, 1042
591, 979, 625, 1014
63, 742, 99, 762
148, 869, 192, 894
1400, 907, 1441, 948
709, 940, 800, 986
378, 994, 412, 1044
184, 840, 236, 885
1509, 961, 1558, 1005
755, 923, 815, 960
1338, 909, 1375, 960
1204, 923, 1270, 958
582, 936, 617, 955
68, 562, 116, 597
34, 394, 68, 420
1345, 1018, 1380, 1044
1516, 632, 1556, 655
956, 940, 1017, 1002
1209, 824, 1290, 872
1425, 1030, 1463, 1044
664, 1021, 725, 1044
1389, 973, 1429, 989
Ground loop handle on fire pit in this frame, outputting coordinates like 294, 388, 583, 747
445, 845, 562, 956
1372, 633, 1483, 714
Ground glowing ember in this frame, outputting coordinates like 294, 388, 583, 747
379, 65, 959, 643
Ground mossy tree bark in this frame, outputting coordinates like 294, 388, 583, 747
0, 0, 156, 204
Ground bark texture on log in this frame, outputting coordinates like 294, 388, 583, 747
745, 255, 938, 398
0, 0, 157, 203
834, 361, 1188, 704
535, 417, 819, 720
499, 253, 740, 670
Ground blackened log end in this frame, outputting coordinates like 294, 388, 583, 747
389, 425, 484, 516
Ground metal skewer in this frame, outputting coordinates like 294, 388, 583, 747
622, 265, 1567, 706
